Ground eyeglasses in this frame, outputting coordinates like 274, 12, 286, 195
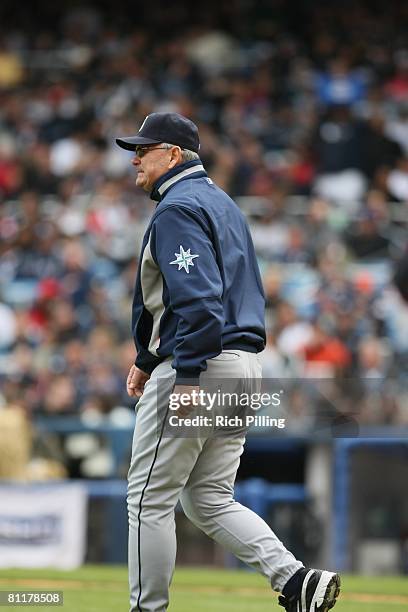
134, 146, 169, 158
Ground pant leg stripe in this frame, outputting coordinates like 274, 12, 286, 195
136, 403, 170, 612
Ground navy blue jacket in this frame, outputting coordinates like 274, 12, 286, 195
132, 159, 265, 383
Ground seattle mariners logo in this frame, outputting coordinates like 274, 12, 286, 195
170, 245, 199, 274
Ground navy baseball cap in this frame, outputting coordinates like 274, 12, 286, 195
115, 112, 200, 153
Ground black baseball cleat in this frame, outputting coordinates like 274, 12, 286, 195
278, 569, 341, 612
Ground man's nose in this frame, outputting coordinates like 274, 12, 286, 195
132, 154, 141, 166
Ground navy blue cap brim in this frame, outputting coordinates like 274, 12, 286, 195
115, 136, 162, 151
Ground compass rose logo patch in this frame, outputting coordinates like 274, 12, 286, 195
170, 245, 199, 274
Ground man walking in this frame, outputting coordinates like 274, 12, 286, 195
116, 112, 340, 612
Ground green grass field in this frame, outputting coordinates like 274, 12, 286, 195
0, 566, 407, 611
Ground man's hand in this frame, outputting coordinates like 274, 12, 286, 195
127, 365, 150, 397
171, 385, 201, 417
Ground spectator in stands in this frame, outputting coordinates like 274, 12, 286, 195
274, 301, 314, 359
302, 319, 351, 377
312, 104, 368, 206
356, 337, 390, 381
344, 209, 391, 259
315, 58, 366, 107
41, 375, 77, 415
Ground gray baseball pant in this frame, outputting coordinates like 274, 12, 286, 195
128, 350, 303, 612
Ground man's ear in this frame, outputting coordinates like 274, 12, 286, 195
168, 146, 183, 169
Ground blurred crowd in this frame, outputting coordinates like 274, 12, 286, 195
0, 0, 407, 427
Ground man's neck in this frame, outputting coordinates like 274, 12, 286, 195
150, 160, 205, 202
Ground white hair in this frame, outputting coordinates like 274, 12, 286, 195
162, 142, 200, 162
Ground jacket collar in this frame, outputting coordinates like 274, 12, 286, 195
150, 159, 207, 202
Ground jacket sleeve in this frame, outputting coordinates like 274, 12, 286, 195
151, 205, 224, 383
135, 348, 162, 375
